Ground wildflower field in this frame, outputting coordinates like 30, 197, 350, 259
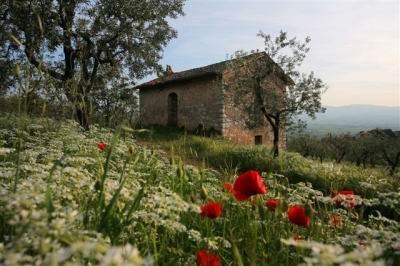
0, 115, 399, 265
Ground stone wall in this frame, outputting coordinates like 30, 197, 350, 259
139, 76, 224, 131
219, 71, 287, 148
221, 87, 274, 146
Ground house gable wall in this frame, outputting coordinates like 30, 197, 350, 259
219, 72, 287, 148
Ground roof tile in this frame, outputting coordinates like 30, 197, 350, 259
135, 52, 293, 89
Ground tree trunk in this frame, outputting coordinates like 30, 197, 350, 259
272, 127, 280, 158
370, 158, 376, 168
66, 82, 92, 130
260, 106, 281, 158
76, 105, 90, 131
382, 149, 400, 176
362, 154, 368, 169
336, 151, 347, 164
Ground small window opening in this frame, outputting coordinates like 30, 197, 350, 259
168, 92, 178, 126
255, 135, 263, 145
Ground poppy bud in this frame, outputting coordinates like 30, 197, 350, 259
176, 165, 185, 179
129, 145, 135, 155
280, 199, 289, 212
190, 194, 196, 203
331, 215, 341, 228
200, 185, 208, 200
250, 197, 258, 211
304, 202, 314, 219
251, 197, 258, 205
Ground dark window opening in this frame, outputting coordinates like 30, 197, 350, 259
168, 93, 178, 126
255, 135, 263, 145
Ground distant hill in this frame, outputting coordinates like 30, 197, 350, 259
297, 104, 400, 136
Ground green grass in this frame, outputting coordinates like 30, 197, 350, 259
0, 116, 399, 265
135, 126, 398, 194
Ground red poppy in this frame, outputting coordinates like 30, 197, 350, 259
294, 236, 302, 241
266, 199, 280, 211
222, 183, 234, 193
200, 202, 222, 219
232, 170, 267, 201
196, 250, 221, 266
97, 142, 107, 150
331, 215, 341, 228
287, 206, 310, 227
331, 190, 356, 209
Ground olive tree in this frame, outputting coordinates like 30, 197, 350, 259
326, 133, 352, 164
92, 75, 139, 127
370, 129, 400, 175
225, 30, 327, 157
0, 0, 186, 129
287, 133, 317, 158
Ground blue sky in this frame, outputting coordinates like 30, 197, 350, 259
138, 0, 399, 107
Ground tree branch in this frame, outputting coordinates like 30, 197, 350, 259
277, 107, 297, 116
260, 106, 278, 130
88, 53, 100, 93
24, 44, 64, 80
382, 148, 395, 166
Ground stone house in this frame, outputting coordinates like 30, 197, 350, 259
135, 52, 293, 147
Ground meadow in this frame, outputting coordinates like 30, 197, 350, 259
0, 115, 399, 265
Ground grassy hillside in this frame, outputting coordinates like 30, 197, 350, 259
134, 125, 398, 194
0, 116, 399, 265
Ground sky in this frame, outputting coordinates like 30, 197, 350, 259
138, 0, 399, 107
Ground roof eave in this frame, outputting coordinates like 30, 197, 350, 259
136, 72, 221, 90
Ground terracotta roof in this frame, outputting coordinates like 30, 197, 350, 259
135, 60, 227, 90
135, 52, 293, 89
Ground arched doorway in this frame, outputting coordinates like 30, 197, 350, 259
168, 93, 178, 126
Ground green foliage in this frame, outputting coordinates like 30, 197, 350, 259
288, 130, 400, 176
91, 78, 140, 128
0, 0, 186, 128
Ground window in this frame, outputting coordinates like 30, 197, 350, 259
255, 135, 262, 145
168, 93, 178, 126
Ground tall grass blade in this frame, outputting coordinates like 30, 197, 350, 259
98, 174, 127, 233
13, 138, 22, 193
123, 188, 144, 225
45, 155, 67, 223
229, 228, 244, 266
98, 125, 125, 209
